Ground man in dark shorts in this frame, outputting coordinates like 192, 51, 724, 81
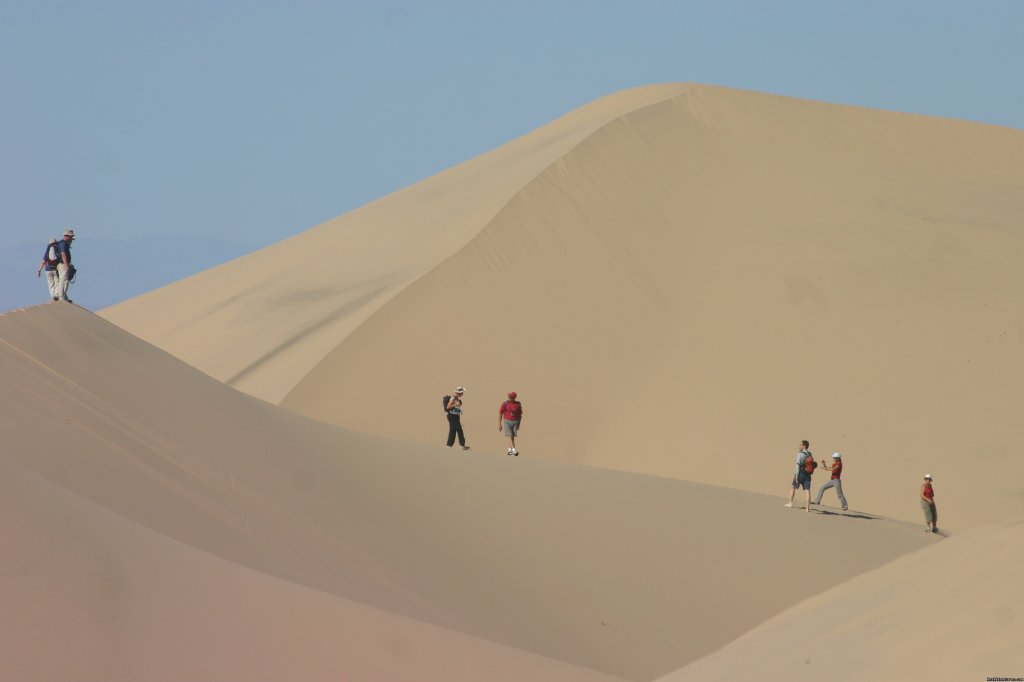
785, 440, 814, 512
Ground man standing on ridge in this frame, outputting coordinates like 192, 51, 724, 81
814, 451, 849, 511
498, 391, 523, 456
445, 387, 470, 450
55, 229, 76, 303
785, 439, 815, 512
36, 238, 60, 301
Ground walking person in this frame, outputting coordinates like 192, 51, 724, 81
445, 387, 469, 450
498, 391, 523, 456
785, 439, 816, 512
813, 451, 849, 511
55, 229, 76, 303
920, 474, 938, 533
36, 238, 61, 301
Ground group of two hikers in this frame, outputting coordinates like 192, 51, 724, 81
786, 439, 939, 533
35, 230, 77, 303
444, 387, 523, 456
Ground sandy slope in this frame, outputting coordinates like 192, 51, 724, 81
0, 459, 626, 682
657, 519, 1024, 682
0, 304, 932, 680
102, 84, 1024, 531
280, 85, 1024, 530
101, 84, 689, 404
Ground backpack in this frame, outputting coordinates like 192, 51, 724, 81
803, 451, 817, 474
442, 394, 452, 413
503, 400, 522, 420
43, 243, 59, 268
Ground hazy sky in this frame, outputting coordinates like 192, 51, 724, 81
3, 0, 1022, 248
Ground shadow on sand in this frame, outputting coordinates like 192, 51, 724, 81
814, 508, 877, 521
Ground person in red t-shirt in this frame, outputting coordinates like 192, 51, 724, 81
498, 391, 523, 456
813, 451, 849, 511
920, 474, 938, 533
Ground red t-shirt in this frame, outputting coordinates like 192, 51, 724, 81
831, 460, 843, 480
499, 400, 523, 420
923, 482, 934, 501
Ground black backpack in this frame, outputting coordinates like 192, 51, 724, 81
442, 394, 451, 413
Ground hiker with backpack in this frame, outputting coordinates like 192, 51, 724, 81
55, 229, 76, 303
36, 238, 61, 301
498, 391, 523, 456
813, 451, 849, 511
785, 439, 816, 511
444, 387, 470, 450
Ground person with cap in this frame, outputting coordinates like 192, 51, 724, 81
498, 391, 524, 456
55, 228, 76, 303
445, 387, 470, 450
920, 474, 938, 533
813, 451, 849, 511
36, 238, 61, 301
785, 439, 815, 511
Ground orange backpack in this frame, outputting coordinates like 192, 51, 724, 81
803, 452, 817, 474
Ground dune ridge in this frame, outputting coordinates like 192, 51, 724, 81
100, 84, 690, 403
0, 304, 935, 680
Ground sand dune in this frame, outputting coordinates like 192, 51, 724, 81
103, 84, 1024, 532
0, 304, 933, 680
0, 458, 627, 682
100, 84, 689, 404
658, 520, 1024, 681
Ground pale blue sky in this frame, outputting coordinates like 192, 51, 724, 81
2, 0, 1023, 249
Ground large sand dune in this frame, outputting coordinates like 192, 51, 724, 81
100, 84, 689, 404
102, 84, 1024, 531
0, 304, 934, 680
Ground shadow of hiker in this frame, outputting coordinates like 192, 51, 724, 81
815, 508, 877, 521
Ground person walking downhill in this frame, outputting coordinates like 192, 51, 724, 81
445, 387, 470, 450
55, 229, 76, 303
786, 439, 816, 512
498, 391, 523, 456
814, 451, 849, 511
920, 474, 938, 533
36, 238, 61, 301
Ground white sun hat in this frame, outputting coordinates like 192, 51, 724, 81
832, 452, 841, 458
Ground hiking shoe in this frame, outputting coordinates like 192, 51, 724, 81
511, 449, 518, 456
52, 296, 59, 302
507, 448, 513, 455
460, 445, 470, 450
